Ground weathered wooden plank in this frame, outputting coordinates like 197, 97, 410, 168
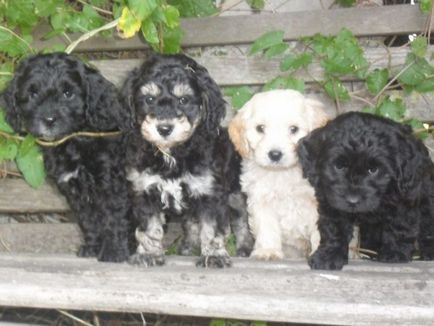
0, 179, 68, 213
32, 5, 428, 52
0, 253, 433, 325
0, 223, 182, 254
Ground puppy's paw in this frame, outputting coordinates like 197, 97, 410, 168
78, 245, 99, 258
377, 250, 411, 263
128, 253, 165, 267
98, 247, 129, 263
236, 246, 252, 258
308, 250, 346, 270
251, 248, 284, 261
196, 255, 232, 268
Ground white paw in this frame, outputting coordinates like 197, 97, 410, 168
251, 248, 284, 260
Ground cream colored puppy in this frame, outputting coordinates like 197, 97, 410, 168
228, 89, 328, 260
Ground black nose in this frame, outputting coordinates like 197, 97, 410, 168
44, 116, 57, 127
345, 195, 361, 205
157, 124, 174, 137
268, 150, 283, 162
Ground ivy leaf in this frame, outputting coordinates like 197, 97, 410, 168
324, 78, 350, 101
0, 138, 18, 161
420, 0, 432, 14
411, 36, 428, 58
246, 0, 265, 10
141, 19, 159, 44
336, 0, 356, 6
398, 53, 434, 92
224, 86, 254, 110
406, 119, 429, 140
0, 110, 14, 134
163, 5, 180, 29
161, 26, 183, 54
168, 0, 218, 17
117, 7, 142, 38
127, 0, 157, 21
280, 53, 312, 72
34, 0, 60, 18
0, 29, 31, 57
16, 135, 45, 188
249, 31, 284, 55
362, 106, 377, 115
376, 98, 406, 121
264, 43, 289, 58
262, 76, 305, 92
366, 68, 389, 95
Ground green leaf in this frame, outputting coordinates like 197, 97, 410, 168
398, 53, 434, 92
336, 0, 356, 6
141, 19, 159, 44
420, 0, 432, 14
264, 43, 289, 58
168, 0, 218, 17
16, 135, 45, 188
246, 0, 265, 10
161, 26, 183, 54
117, 6, 142, 38
411, 36, 428, 58
262, 76, 305, 92
209, 319, 226, 326
163, 5, 180, 29
0, 62, 14, 91
362, 106, 377, 115
34, 0, 60, 17
226, 233, 237, 256
280, 53, 312, 72
406, 119, 429, 140
0, 29, 31, 57
249, 31, 284, 55
251, 322, 268, 326
224, 86, 254, 110
0, 110, 14, 134
0, 138, 18, 161
376, 98, 406, 121
127, 0, 157, 20
323, 78, 350, 101
366, 68, 389, 95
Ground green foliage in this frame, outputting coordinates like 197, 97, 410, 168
246, 0, 266, 10
280, 53, 312, 72
419, 0, 433, 13
366, 69, 388, 95
249, 31, 285, 55
398, 53, 434, 93
168, 0, 218, 17
411, 36, 428, 58
336, 0, 356, 7
16, 135, 46, 188
224, 86, 255, 110
263, 76, 305, 92
226, 234, 237, 256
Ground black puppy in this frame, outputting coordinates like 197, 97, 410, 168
2, 53, 132, 262
297, 111, 434, 270
122, 53, 251, 268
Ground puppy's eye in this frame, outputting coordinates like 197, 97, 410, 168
179, 97, 189, 105
63, 89, 74, 99
147, 113, 156, 120
256, 125, 265, 133
145, 96, 155, 105
334, 158, 348, 171
367, 166, 379, 175
29, 91, 38, 99
289, 125, 299, 134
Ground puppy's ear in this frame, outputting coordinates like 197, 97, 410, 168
305, 97, 329, 131
120, 68, 140, 128
82, 61, 132, 131
194, 64, 226, 132
297, 126, 327, 187
228, 108, 251, 158
395, 130, 432, 200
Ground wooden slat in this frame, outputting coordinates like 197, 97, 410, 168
0, 223, 182, 254
0, 253, 433, 325
31, 5, 429, 52
0, 179, 68, 213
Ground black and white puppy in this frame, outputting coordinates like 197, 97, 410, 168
2, 53, 132, 262
123, 53, 250, 268
297, 111, 434, 270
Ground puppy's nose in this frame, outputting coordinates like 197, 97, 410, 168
345, 195, 361, 205
268, 150, 283, 162
157, 124, 174, 137
44, 116, 57, 127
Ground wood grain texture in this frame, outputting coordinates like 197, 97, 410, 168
0, 253, 433, 325
31, 5, 428, 51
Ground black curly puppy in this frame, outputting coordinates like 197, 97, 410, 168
297, 111, 434, 270
2, 53, 133, 262
122, 53, 251, 268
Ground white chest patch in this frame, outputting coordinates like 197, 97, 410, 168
127, 168, 214, 212
58, 169, 79, 183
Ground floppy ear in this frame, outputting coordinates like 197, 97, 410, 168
193, 64, 226, 132
297, 126, 328, 187
82, 62, 132, 131
395, 130, 432, 200
228, 108, 251, 158
305, 97, 329, 131
120, 67, 141, 128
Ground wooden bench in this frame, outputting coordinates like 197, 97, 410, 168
1, 2, 434, 325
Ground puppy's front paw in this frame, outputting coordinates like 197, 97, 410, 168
251, 248, 284, 261
308, 250, 346, 270
128, 253, 165, 267
196, 255, 232, 268
78, 245, 99, 258
378, 250, 411, 263
98, 247, 129, 263
236, 246, 252, 258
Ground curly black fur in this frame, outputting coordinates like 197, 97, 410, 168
123, 53, 251, 267
2, 53, 133, 262
297, 111, 434, 270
